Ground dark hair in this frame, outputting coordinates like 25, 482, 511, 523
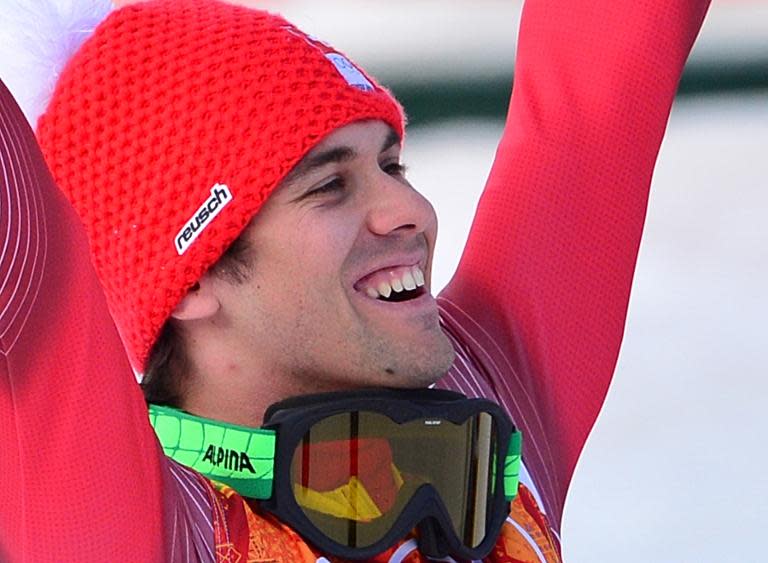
140, 234, 253, 406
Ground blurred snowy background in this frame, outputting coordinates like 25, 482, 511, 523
255, 2, 768, 561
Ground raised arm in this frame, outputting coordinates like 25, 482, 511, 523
0, 80, 213, 562
438, 0, 710, 528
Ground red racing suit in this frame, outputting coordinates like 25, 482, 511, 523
0, 0, 709, 561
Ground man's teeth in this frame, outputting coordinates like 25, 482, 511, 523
378, 281, 392, 299
365, 265, 426, 300
402, 270, 416, 291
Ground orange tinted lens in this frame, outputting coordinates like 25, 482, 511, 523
290, 411, 497, 549
290, 412, 403, 548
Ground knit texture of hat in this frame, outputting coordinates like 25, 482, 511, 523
37, 0, 404, 371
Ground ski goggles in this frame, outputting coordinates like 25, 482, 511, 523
150, 388, 521, 560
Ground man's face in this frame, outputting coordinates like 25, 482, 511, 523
213, 120, 455, 400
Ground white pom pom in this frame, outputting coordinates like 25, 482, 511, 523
0, 0, 113, 127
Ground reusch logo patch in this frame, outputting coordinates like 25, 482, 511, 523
175, 183, 233, 255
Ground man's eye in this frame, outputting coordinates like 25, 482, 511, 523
383, 161, 408, 177
306, 178, 345, 197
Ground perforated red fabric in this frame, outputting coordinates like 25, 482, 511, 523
36, 0, 404, 370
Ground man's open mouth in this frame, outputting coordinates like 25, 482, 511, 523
355, 265, 427, 303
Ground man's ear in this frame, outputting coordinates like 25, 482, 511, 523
170, 276, 221, 321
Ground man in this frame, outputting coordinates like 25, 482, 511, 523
0, 0, 709, 561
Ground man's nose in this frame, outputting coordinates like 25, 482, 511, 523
365, 172, 436, 237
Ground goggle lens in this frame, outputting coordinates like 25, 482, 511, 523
289, 411, 498, 550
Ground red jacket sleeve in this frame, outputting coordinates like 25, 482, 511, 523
439, 0, 710, 528
0, 79, 169, 562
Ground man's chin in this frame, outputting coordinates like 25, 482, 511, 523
381, 340, 457, 389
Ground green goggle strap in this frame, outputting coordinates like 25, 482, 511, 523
150, 404, 523, 502
149, 404, 276, 500
503, 430, 522, 502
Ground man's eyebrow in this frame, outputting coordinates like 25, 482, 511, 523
380, 128, 401, 153
283, 128, 402, 184
286, 146, 356, 183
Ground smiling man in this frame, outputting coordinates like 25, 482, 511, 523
173, 121, 455, 424
0, 0, 710, 561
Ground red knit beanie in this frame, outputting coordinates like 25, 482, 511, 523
37, 0, 404, 371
